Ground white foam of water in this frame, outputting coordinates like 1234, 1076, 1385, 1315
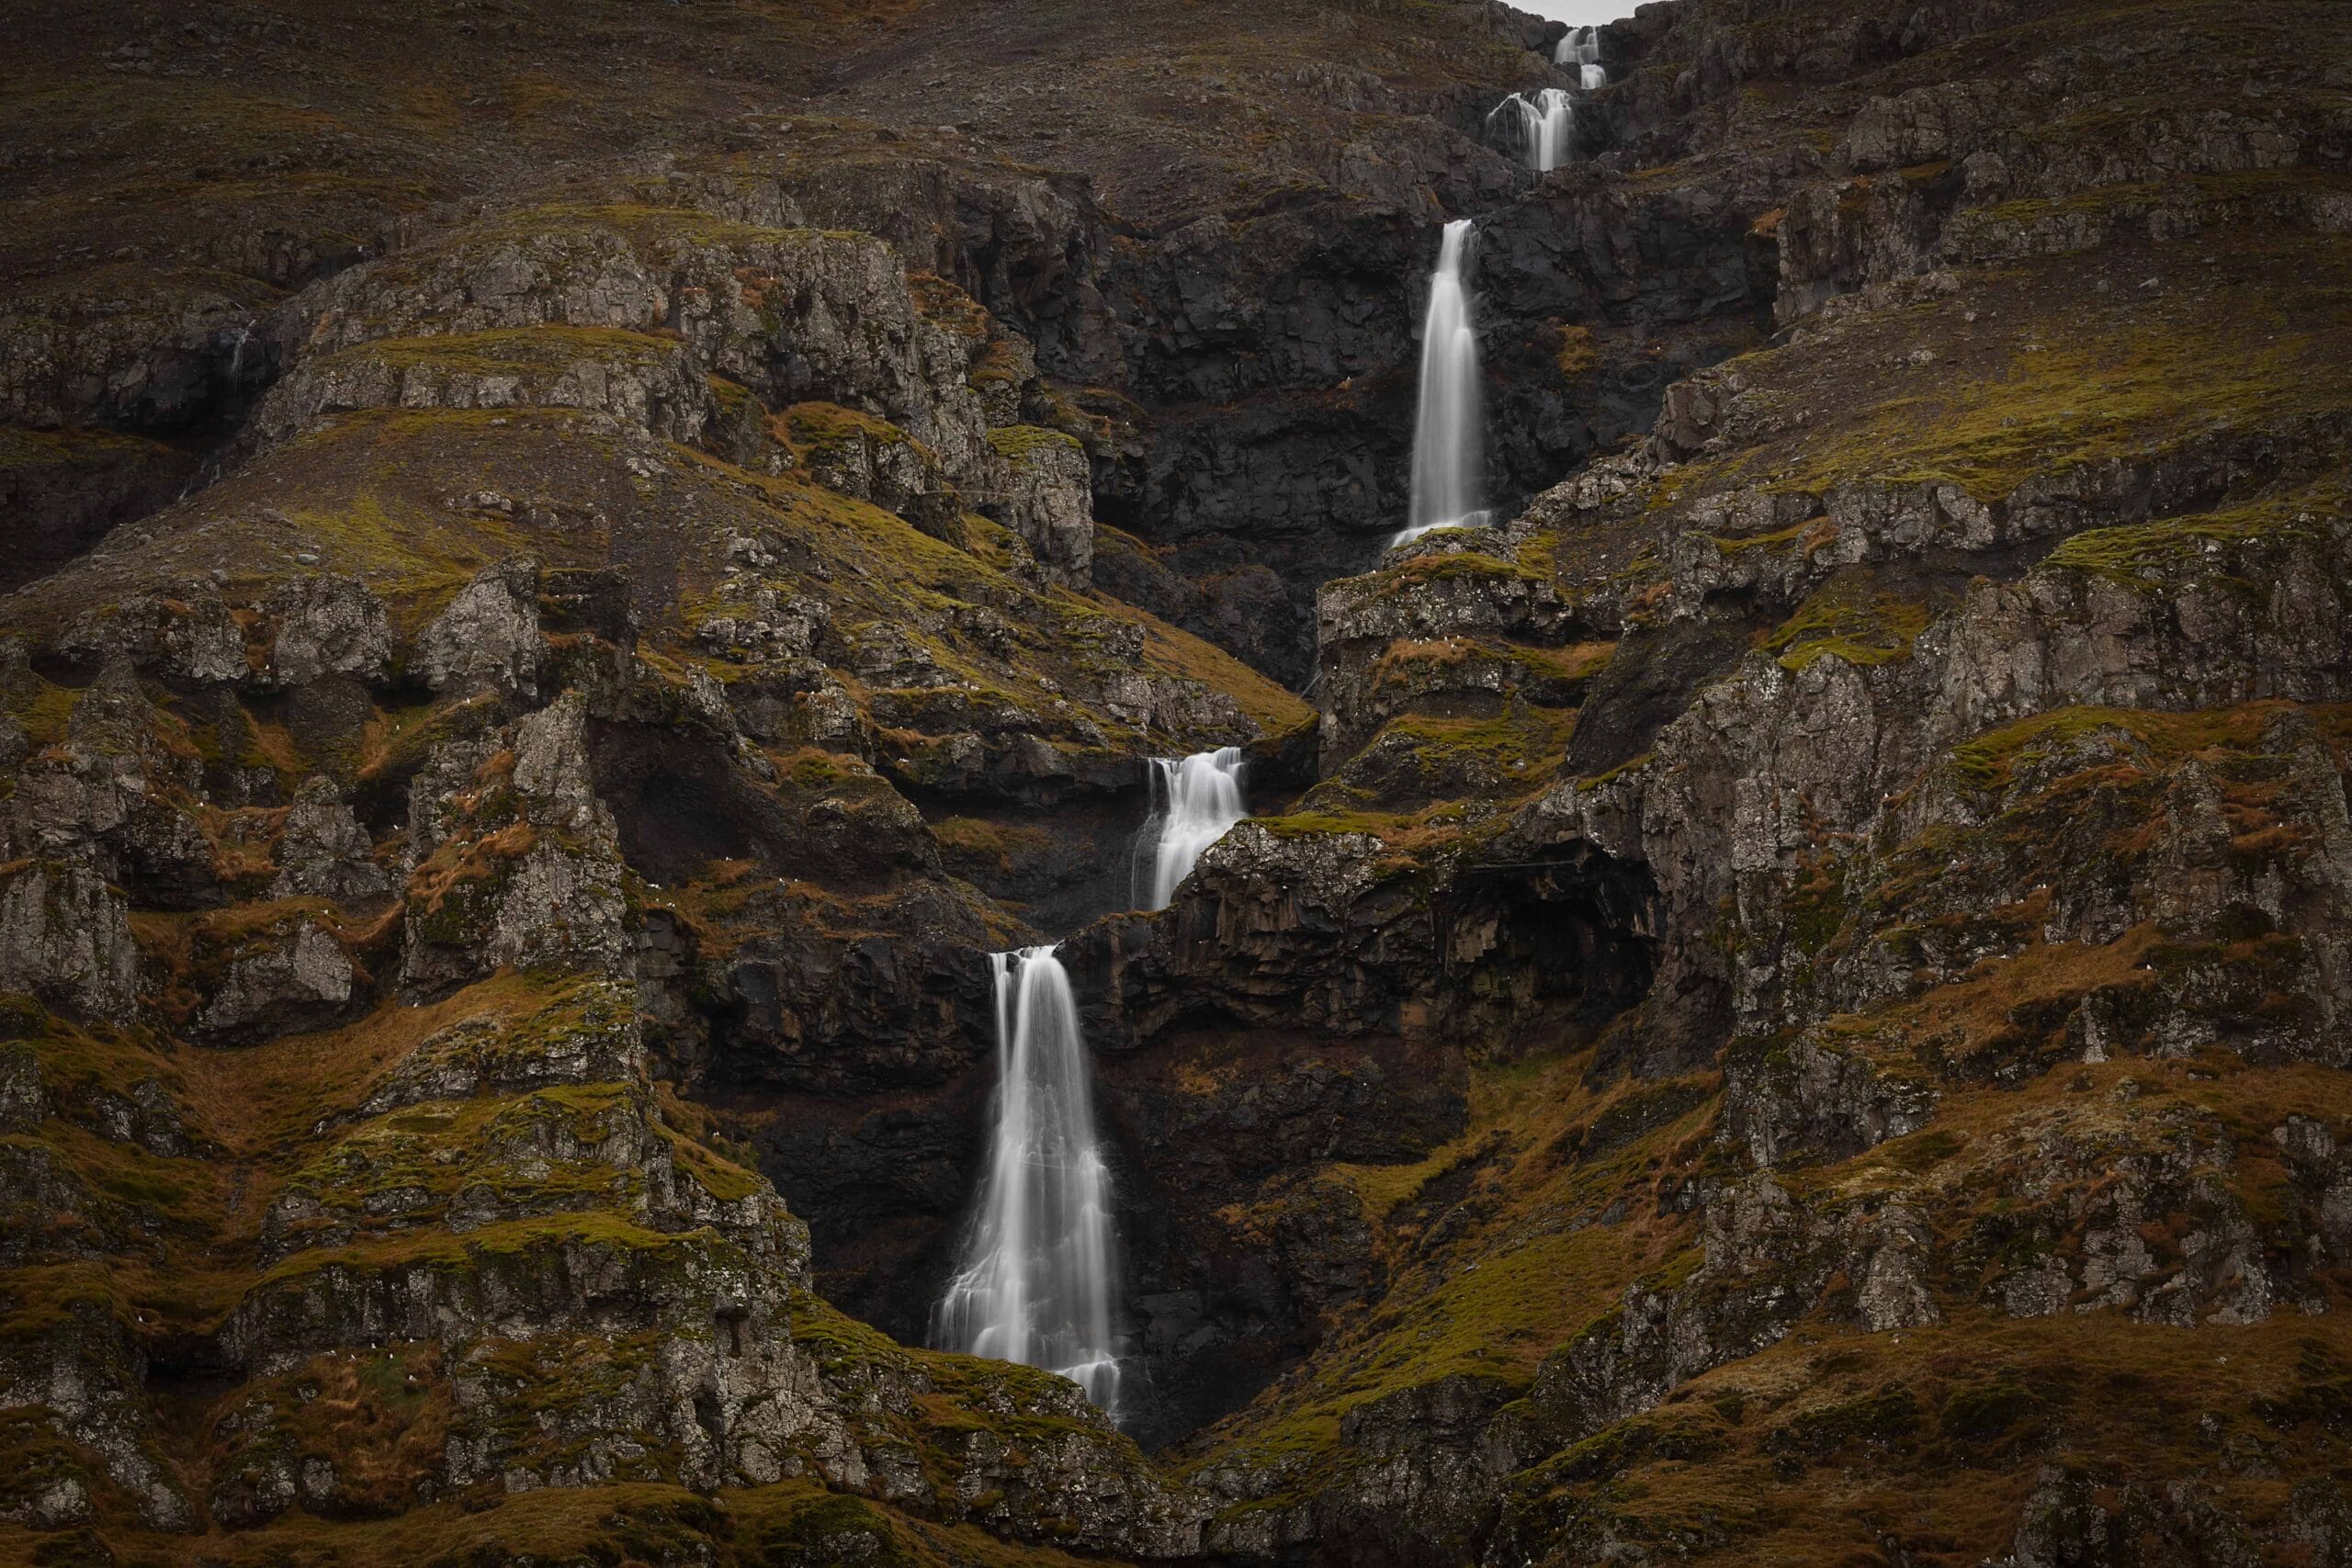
1487, 86, 1575, 173
934, 948, 1123, 1416
1135, 749, 1248, 910
1555, 24, 1601, 67
1401, 220, 1485, 546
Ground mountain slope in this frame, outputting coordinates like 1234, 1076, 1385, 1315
4, 0, 2350, 1565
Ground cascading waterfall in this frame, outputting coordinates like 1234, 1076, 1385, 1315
1556, 24, 1604, 75
1134, 748, 1248, 910
1493, 29, 1605, 176
1396, 219, 1485, 547
934, 947, 1123, 1415
1557, 28, 1609, 126
1487, 87, 1575, 174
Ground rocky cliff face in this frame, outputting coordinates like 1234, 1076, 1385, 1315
4, 0, 2349, 1563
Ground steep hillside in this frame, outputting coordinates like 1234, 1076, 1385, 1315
3, 0, 2350, 1564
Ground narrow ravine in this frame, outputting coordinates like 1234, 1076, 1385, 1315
933, 66, 1544, 1407
936, 745, 1256, 1416
6, 1, 2341, 1563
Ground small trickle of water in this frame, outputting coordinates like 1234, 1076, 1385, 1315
1395, 219, 1486, 547
1487, 86, 1575, 174
934, 948, 1123, 1416
1135, 748, 1248, 910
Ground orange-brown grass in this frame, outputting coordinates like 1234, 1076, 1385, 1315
186, 802, 288, 888
190, 1343, 456, 1519
1519, 1306, 2352, 1568
128, 897, 375, 1028
1186, 1043, 1717, 1475
24, 975, 571, 1338
1846, 927, 2165, 1075
10, 1481, 722, 1568
639, 856, 770, 950
172, 972, 556, 1157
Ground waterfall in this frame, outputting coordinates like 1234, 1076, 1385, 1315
1396, 219, 1485, 547
1557, 27, 1608, 93
1487, 87, 1575, 174
1135, 748, 1248, 910
1492, 28, 1604, 177
1556, 24, 1603, 72
934, 947, 1123, 1415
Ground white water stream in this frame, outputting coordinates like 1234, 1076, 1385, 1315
933, 28, 1613, 1422
1396, 219, 1486, 547
1135, 748, 1249, 910
1556, 24, 1604, 73
934, 947, 1123, 1414
1496, 28, 1606, 175
1488, 86, 1576, 174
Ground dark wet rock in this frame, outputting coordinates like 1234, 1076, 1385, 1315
0, 862, 141, 1024
0, 427, 197, 592
193, 916, 356, 1043
269, 775, 390, 901
413, 558, 544, 701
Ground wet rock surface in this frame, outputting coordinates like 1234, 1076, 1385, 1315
4, 0, 2350, 1563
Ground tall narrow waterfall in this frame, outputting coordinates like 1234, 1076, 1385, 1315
1488, 87, 1575, 174
934, 948, 1123, 1414
1135, 748, 1248, 910
1397, 219, 1485, 546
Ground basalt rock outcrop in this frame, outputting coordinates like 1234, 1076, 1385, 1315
1139, 3, 2352, 1566
5, 0, 2351, 1564
0, 76, 1305, 1552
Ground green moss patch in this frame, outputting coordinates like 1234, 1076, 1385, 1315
782, 400, 917, 460
1654, 231, 2352, 506
1763, 571, 1935, 671
985, 424, 1082, 467
1945, 700, 2344, 795
2040, 479, 2339, 589
341, 325, 685, 379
